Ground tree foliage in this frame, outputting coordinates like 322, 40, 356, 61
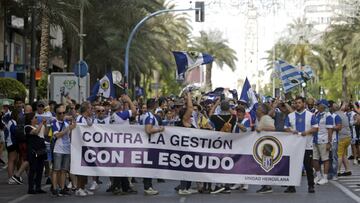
0, 78, 27, 99
266, 14, 360, 100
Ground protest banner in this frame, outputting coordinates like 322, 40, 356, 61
71, 124, 306, 186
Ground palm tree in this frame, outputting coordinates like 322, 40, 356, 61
192, 30, 237, 91
82, 0, 191, 96
38, 0, 90, 72
322, 22, 355, 100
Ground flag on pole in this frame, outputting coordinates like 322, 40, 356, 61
88, 72, 115, 102
240, 77, 258, 124
301, 65, 314, 81
276, 60, 304, 93
172, 51, 213, 80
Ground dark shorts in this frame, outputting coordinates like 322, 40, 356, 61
18, 143, 27, 161
6, 144, 18, 153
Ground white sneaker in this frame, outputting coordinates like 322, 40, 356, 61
314, 176, 322, 184
187, 188, 198, 194
241, 184, 249, 191
89, 181, 99, 191
317, 178, 329, 185
75, 188, 87, 197
67, 181, 73, 189
178, 189, 192, 195
230, 184, 241, 190
85, 189, 94, 195
8, 178, 16, 185
354, 159, 359, 165
144, 187, 159, 195
331, 176, 338, 181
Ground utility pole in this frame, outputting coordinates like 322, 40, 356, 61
29, 2, 36, 103
124, 3, 204, 94
78, 2, 84, 103
272, 0, 277, 98
3, 0, 7, 71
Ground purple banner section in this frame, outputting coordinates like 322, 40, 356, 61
81, 146, 290, 176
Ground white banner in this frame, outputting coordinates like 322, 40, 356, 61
70, 124, 306, 186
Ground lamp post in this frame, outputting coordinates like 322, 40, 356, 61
124, 3, 204, 94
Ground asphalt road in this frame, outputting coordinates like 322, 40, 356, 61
2, 174, 359, 203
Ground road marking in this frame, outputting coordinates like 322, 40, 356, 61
349, 185, 360, 188
339, 176, 360, 179
346, 183, 360, 185
331, 181, 360, 203
354, 189, 360, 192
340, 180, 360, 182
8, 185, 50, 203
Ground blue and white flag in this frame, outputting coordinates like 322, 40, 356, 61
135, 87, 145, 97
301, 65, 314, 81
240, 77, 258, 124
88, 72, 115, 102
172, 51, 213, 80
276, 60, 304, 93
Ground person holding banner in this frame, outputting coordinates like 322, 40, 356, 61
143, 98, 165, 195
209, 99, 236, 194
51, 104, 76, 197
176, 92, 198, 195
230, 105, 251, 191
110, 95, 137, 195
255, 103, 276, 194
284, 96, 319, 193
74, 102, 94, 197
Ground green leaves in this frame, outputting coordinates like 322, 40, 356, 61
0, 78, 27, 99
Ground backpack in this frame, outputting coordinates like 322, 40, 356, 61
15, 118, 26, 143
217, 115, 233, 133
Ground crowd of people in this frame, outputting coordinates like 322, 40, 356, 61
1, 91, 360, 197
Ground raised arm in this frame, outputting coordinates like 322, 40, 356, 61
182, 92, 193, 125
122, 95, 137, 117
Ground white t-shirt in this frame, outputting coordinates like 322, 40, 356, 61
285, 110, 319, 150
111, 110, 132, 125
52, 119, 70, 154
93, 116, 110, 124
313, 112, 333, 144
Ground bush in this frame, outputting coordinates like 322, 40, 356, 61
0, 78, 27, 99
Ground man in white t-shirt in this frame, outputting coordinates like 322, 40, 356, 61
75, 102, 94, 197
284, 96, 319, 193
110, 95, 137, 195
51, 104, 76, 196
312, 99, 333, 185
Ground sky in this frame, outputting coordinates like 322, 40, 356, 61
171, 0, 305, 91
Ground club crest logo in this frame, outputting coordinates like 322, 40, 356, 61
63, 80, 76, 90
100, 80, 109, 90
253, 136, 283, 172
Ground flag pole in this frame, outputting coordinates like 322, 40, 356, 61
124, 7, 201, 95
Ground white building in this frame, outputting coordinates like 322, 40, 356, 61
304, 0, 358, 32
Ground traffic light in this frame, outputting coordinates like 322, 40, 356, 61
195, 2, 205, 22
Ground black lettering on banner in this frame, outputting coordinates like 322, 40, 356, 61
134, 133, 143, 144
181, 136, 190, 147
157, 134, 165, 145
190, 137, 199, 148
124, 133, 132, 144
170, 135, 180, 146
83, 132, 91, 142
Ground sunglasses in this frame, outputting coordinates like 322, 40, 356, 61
97, 110, 105, 113
38, 105, 44, 108
57, 112, 65, 115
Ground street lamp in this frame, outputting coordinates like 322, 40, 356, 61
124, 2, 204, 94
